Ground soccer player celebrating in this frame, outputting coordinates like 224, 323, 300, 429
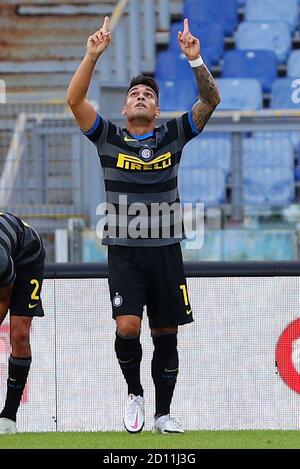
67, 17, 220, 433
0, 212, 45, 434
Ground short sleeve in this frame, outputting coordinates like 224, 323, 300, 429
176, 112, 201, 147
81, 113, 109, 146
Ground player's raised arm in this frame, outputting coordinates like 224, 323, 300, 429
178, 18, 220, 132
67, 16, 111, 131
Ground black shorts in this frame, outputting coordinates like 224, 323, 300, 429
108, 243, 193, 329
10, 259, 45, 317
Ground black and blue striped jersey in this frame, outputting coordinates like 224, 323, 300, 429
83, 112, 200, 246
0, 212, 45, 286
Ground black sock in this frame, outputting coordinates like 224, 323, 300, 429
0, 355, 32, 422
115, 333, 143, 397
151, 333, 178, 418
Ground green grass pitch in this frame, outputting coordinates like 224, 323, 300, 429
0, 431, 299, 449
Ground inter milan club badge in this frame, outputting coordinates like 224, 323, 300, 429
113, 293, 123, 307
139, 147, 153, 160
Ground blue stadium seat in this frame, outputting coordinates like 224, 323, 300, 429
222, 50, 277, 92
287, 51, 300, 78
252, 130, 300, 147
179, 167, 227, 205
181, 137, 231, 173
236, 21, 291, 63
187, 21, 224, 65
243, 167, 295, 205
243, 136, 295, 205
216, 78, 263, 110
270, 78, 300, 109
183, 0, 238, 35
242, 137, 294, 167
167, 21, 220, 66
155, 50, 193, 81
253, 131, 300, 151
168, 21, 182, 49
158, 79, 198, 111
270, 131, 300, 179
201, 130, 231, 140
245, 0, 298, 31
252, 130, 300, 163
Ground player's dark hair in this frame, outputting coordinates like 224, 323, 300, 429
126, 75, 159, 100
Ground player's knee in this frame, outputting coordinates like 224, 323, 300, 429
116, 315, 141, 337
10, 322, 30, 349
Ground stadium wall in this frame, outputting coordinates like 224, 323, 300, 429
1, 262, 300, 432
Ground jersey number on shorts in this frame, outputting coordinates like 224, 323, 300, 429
179, 284, 189, 306
30, 279, 40, 301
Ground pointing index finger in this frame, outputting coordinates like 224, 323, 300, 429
183, 18, 189, 33
102, 16, 110, 31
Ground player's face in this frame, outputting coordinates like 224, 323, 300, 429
122, 85, 159, 121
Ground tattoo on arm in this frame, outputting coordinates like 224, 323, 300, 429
191, 64, 221, 132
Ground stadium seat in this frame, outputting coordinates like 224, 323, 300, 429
247, 131, 300, 181
253, 131, 300, 151
201, 130, 231, 140
155, 50, 193, 81
222, 50, 278, 92
235, 21, 291, 63
181, 137, 231, 173
245, 0, 299, 31
158, 79, 198, 111
242, 137, 294, 167
216, 78, 263, 110
168, 21, 184, 51
185, 21, 224, 65
243, 136, 295, 205
179, 167, 227, 206
287, 51, 300, 78
183, 0, 238, 36
270, 78, 300, 109
251, 131, 300, 181
243, 167, 295, 205
295, 165, 300, 181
